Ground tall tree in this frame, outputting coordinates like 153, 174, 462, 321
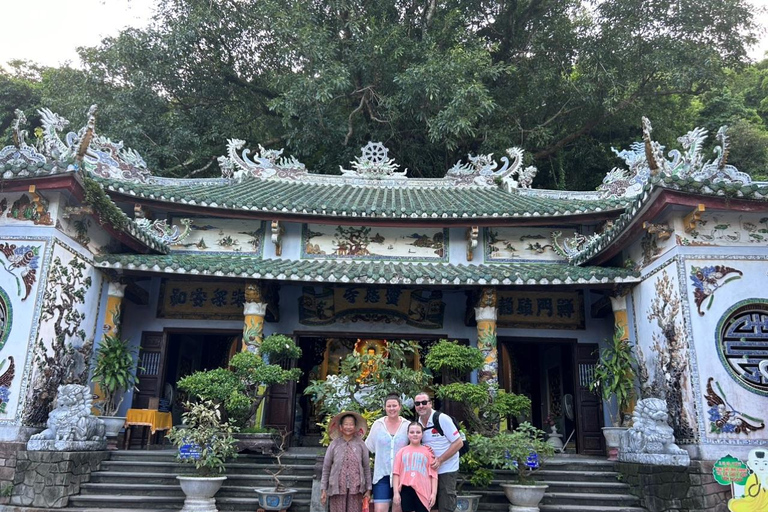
0, 0, 759, 188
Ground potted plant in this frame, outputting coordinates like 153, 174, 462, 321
177, 333, 302, 452
254, 429, 298, 510
470, 423, 554, 511
424, 340, 532, 511
166, 400, 238, 512
424, 340, 531, 436
90, 334, 139, 441
453, 443, 491, 512
588, 325, 636, 460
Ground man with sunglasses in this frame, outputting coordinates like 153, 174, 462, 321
413, 392, 463, 512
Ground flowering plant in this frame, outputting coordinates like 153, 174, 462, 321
544, 414, 559, 427
467, 422, 555, 485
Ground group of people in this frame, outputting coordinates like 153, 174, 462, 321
320, 392, 463, 512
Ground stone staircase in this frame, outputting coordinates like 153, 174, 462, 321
63, 451, 646, 512
463, 456, 648, 512
66, 448, 319, 511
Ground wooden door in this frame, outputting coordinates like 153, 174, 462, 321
575, 344, 605, 455
134, 331, 167, 409
264, 357, 297, 443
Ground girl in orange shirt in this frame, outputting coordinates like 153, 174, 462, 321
392, 422, 438, 512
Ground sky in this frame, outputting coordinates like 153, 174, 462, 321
0, 0, 767, 69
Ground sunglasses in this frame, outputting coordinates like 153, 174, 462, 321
414, 400, 430, 406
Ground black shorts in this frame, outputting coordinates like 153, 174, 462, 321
400, 485, 429, 512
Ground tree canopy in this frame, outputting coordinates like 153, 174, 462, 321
1, 0, 763, 188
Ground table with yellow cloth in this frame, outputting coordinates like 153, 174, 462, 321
124, 409, 173, 449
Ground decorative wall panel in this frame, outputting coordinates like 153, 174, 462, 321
302, 224, 447, 261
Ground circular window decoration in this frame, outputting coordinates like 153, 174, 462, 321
716, 299, 768, 397
0, 286, 11, 350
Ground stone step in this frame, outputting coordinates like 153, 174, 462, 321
541, 491, 641, 506
97, 460, 316, 476
532, 468, 623, 482
78, 482, 312, 498
68, 494, 310, 511
107, 449, 319, 464
88, 470, 314, 486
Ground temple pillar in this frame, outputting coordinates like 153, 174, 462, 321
610, 291, 635, 418
475, 287, 498, 387
609, 293, 630, 342
103, 282, 126, 338
242, 282, 268, 354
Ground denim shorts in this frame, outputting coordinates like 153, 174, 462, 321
372, 475, 393, 503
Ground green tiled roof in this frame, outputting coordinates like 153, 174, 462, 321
99, 177, 627, 220
96, 253, 639, 285
571, 176, 768, 264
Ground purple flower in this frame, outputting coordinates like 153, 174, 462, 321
708, 406, 721, 421
0, 386, 10, 402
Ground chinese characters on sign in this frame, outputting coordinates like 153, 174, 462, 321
158, 280, 277, 321
494, 291, 584, 329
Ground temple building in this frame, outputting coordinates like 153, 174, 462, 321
0, 106, 766, 464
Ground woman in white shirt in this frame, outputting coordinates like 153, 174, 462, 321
365, 393, 410, 512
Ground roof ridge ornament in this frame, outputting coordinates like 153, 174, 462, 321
219, 138, 307, 181
35, 105, 153, 183
0, 109, 48, 172
447, 147, 537, 191
599, 118, 752, 199
340, 142, 407, 180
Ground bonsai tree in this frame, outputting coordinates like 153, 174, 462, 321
166, 400, 238, 476
304, 339, 430, 417
424, 339, 531, 436
177, 334, 302, 429
469, 422, 555, 485
90, 335, 139, 416
589, 325, 636, 427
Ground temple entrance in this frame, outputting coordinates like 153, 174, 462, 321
134, 329, 241, 424
293, 333, 445, 444
500, 338, 602, 454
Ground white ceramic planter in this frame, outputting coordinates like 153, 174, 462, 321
255, 487, 297, 510
602, 426, 628, 461
177, 475, 226, 512
500, 483, 548, 512
100, 416, 126, 438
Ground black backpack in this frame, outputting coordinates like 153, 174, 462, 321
431, 411, 470, 456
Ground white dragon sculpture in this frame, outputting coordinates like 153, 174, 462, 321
599, 118, 753, 199
219, 138, 306, 182
446, 147, 538, 190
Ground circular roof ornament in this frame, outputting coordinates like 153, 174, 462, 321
361, 142, 389, 165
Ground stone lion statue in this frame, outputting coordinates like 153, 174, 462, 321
28, 384, 106, 451
619, 398, 690, 466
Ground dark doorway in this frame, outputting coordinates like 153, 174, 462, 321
500, 338, 590, 453
163, 331, 240, 424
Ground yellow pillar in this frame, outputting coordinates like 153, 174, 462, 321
475, 287, 498, 386
93, 282, 126, 415
610, 294, 629, 343
243, 282, 269, 427
609, 292, 634, 417
242, 283, 268, 354
103, 282, 126, 338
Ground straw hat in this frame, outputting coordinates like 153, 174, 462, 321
328, 411, 368, 440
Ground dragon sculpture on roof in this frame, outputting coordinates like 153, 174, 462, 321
599, 117, 752, 199
447, 147, 537, 190
219, 138, 307, 182
36, 105, 152, 183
